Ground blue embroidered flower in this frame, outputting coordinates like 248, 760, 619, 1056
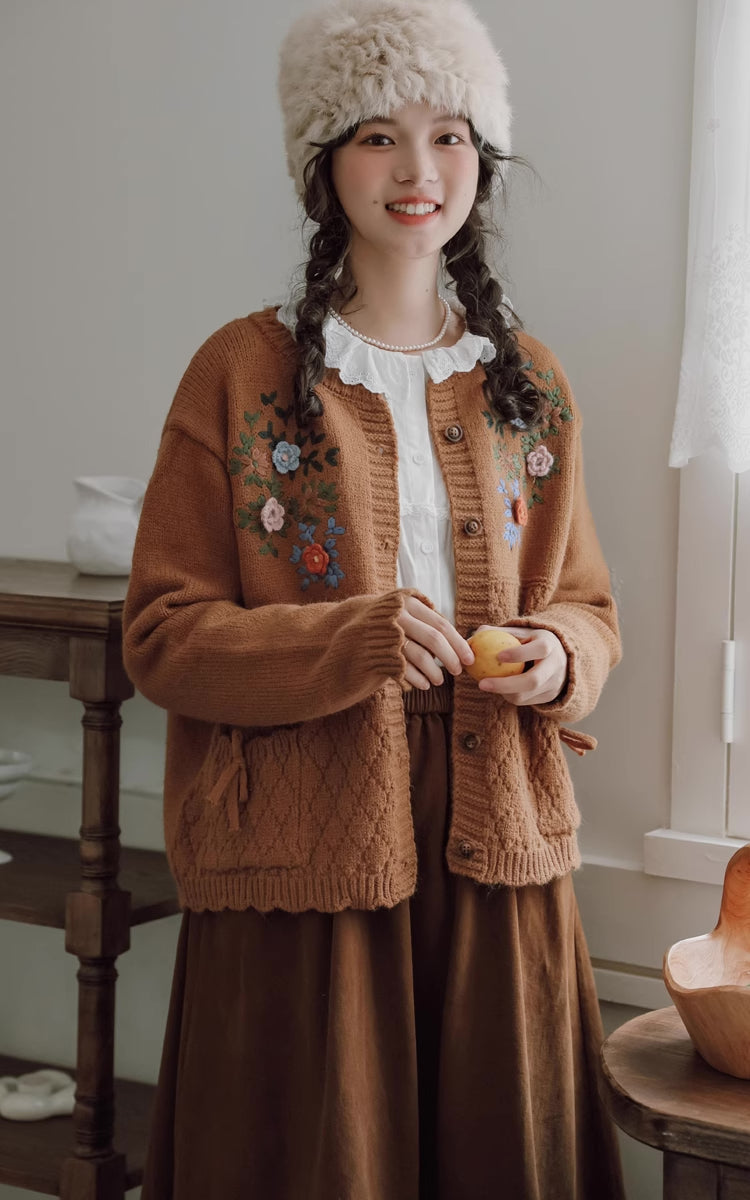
497, 478, 522, 549
290, 519, 347, 590
272, 440, 301, 474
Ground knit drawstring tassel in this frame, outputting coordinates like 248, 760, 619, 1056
206, 728, 249, 831
558, 726, 597, 757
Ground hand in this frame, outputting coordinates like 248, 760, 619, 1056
397, 595, 475, 690
474, 625, 568, 706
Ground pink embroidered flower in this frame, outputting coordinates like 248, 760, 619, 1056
252, 446, 272, 474
302, 543, 329, 575
526, 445, 554, 477
260, 496, 285, 533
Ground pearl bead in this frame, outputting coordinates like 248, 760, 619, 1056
328, 296, 452, 352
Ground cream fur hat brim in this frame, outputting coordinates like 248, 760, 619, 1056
278, 0, 512, 198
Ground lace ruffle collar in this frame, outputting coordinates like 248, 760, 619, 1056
276, 300, 496, 392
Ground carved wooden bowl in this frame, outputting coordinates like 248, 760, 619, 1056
663, 843, 750, 1079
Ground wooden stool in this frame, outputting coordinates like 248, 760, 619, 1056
598, 1006, 750, 1198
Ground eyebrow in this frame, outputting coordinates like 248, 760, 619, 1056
359, 113, 462, 127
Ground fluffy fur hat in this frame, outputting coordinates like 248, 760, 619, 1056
278, 0, 512, 197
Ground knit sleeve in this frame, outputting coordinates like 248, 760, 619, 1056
510, 376, 621, 726
122, 424, 414, 727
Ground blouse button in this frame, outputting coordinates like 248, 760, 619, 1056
463, 517, 483, 536
444, 424, 464, 443
412, 451, 427, 466
462, 732, 481, 751
458, 840, 475, 859
420, 541, 434, 555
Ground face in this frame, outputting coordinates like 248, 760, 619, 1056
330, 102, 480, 263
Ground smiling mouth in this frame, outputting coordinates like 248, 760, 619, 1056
385, 202, 441, 215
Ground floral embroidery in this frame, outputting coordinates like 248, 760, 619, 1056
482, 359, 571, 548
526, 444, 554, 477
260, 496, 285, 533
272, 440, 301, 474
498, 479, 522, 549
290, 517, 345, 590
230, 392, 346, 584
514, 495, 529, 526
302, 543, 329, 575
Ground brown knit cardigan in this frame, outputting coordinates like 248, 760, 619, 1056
122, 306, 621, 913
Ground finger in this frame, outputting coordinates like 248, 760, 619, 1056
401, 614, 469, 676
402, 629, 446, 686
404, 660, 443, 690
404, 597, 474, 667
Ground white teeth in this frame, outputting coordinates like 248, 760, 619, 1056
387, 202, 439, 215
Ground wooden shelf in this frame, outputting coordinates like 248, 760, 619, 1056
0, 831, 179, 928
0, 1053, 153, 1195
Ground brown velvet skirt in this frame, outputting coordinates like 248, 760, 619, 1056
141, 680, 625, 1200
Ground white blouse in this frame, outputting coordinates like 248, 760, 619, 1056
276, 303, 496, 625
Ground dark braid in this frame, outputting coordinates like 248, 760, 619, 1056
290, 124, 544, 429
291, 129, 356, 425
443, 134, 544, 429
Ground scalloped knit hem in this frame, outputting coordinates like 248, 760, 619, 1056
174, 834, 581, 914
176, 865, 418, 915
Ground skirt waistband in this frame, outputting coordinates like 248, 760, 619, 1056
403, 674, 454, 716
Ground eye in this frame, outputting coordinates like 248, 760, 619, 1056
361, 133, 394, 146
436, 133, 463, 145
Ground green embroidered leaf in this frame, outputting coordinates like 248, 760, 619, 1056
311, 431, 326, 445
244, 411, 261, 428
324, 447, 339, 466
560, 407, 573, 421
295, 433, 309, 449
274, 405, 293, 422
243, 472, 264, 488
318, 481, 337, 501
532, 492, 543, 504
258, 420, 274, 440
311, 459, 323, 473
260, 392, 277, 407
250, 495, 266, 510
259, 541, 272, 555
323, 504, 337, 514
269, 477, 283, 500
229, 460, 243, 476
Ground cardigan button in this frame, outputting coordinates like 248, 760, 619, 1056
444, 424, 464, 443
463, 517, 482, 536
462, 732, 481, 751
458, 841, 475, 859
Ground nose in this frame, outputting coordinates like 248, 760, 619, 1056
394, 139, 439, 187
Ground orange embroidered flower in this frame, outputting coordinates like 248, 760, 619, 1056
513, 496, 528, 526
301, 543, 330, 575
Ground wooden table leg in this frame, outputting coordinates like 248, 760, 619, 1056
61, 638, 134, 1199
664, 1152, 719, 1198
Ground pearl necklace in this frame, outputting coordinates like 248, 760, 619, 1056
328, 295, 452, 352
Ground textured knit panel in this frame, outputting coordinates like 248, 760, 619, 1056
122, 308, 621, 912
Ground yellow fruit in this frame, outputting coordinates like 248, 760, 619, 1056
465, 628, 525, 681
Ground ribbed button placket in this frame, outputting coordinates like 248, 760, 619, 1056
427, 375, 492, 880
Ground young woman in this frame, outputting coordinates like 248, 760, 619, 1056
123, 1, 625, 1196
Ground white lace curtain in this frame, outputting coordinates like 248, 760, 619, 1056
669, 0, 750, 474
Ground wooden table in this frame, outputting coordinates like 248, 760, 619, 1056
0, 557, 180, 1199
598, 1005, 750, 1199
